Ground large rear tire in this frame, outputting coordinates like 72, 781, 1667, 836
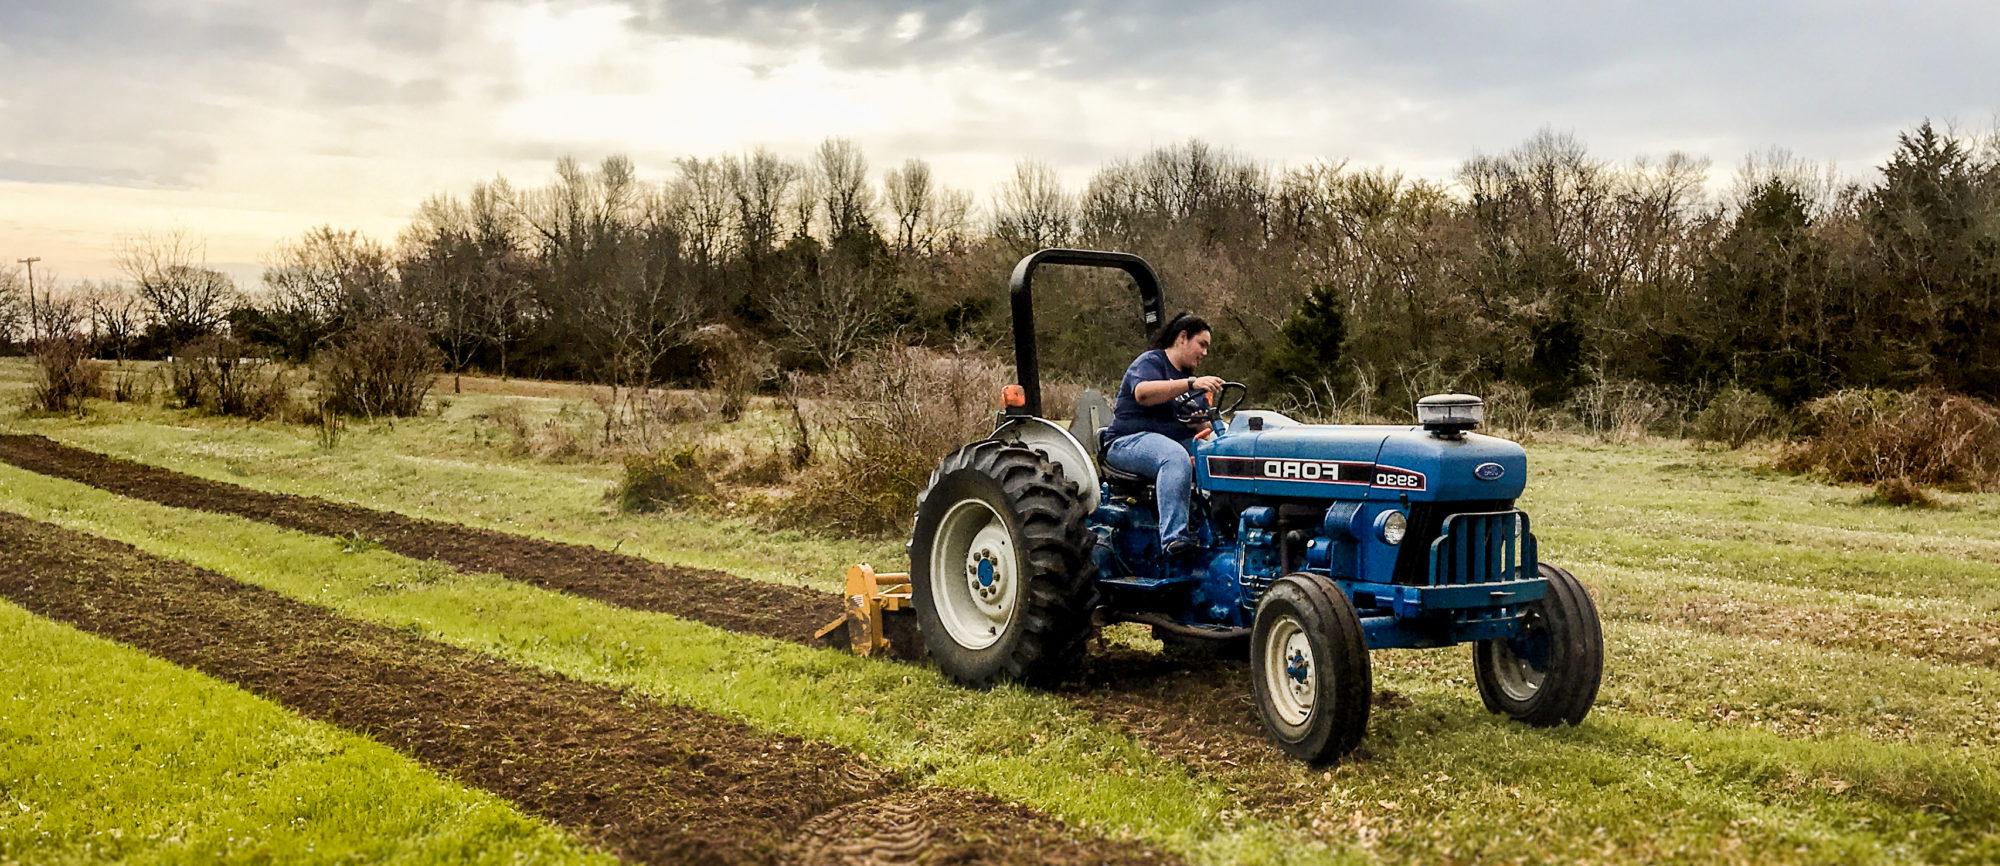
1250, 574, 1372, 765
910, 439, 1095, 687
1473, 563, 1603, 726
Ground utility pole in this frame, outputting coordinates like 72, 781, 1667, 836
17, 257, 40, 344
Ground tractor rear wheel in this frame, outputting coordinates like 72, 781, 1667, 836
1250, 574, 1372, 765
910, 439, 1095, 687
1473, 563, 1603, 726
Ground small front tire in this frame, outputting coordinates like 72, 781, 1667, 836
1473, 563, 1603, 726
1250, 574, 1372, 764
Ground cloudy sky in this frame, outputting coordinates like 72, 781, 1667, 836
2, 0, 1995, 284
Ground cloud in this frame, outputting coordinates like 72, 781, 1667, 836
1, 0, 1996, 280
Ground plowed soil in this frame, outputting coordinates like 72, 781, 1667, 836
0, 510, 1177, 866
0, 435, 1286, 781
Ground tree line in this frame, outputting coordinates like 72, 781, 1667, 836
4, 121, 1996, 415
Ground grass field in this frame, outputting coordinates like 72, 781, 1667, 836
0, 600, 611, 866
2, 358, 1996, 864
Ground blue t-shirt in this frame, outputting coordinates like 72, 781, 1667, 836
1104, 349, 1207, 444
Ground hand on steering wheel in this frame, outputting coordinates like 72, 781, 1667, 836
1174, 381, 1250, 424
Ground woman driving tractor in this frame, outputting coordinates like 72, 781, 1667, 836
1101, 312, 1224, 558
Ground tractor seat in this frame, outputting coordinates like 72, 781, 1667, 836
1100, 460, 1154, 493
1071, 388, 1156, 497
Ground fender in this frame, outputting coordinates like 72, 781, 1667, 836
992, 416, 1100, 512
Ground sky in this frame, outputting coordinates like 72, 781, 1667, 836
2, 0, 1996, 286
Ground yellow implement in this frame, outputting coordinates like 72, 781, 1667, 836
815, 564, 913, 657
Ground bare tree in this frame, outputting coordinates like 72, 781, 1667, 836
726, 147, 800, 259
1732, 148, 1846, 221
25, 272, 84, 342
400, 197, 482, 391
83, 280, 146, 364
883, 157, 974, 256
665, 157, 736, 270
0, 264, 24, 348
814, 137, 875, 241
119, 231, 236, 345
766, 252, 890, 369
993, 159, 1075, 251
264, 225, 400, 356
467, 178, 536, 380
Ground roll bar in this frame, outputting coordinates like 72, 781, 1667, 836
1006, 248, 1167, 417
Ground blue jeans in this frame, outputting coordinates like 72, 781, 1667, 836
1104, 432, 1195, 547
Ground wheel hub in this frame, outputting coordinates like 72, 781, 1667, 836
1261, 616, 1317, 728
1285, 649, 1310, 684
930, 499, 1020, 651
1488, 610, 1549, 702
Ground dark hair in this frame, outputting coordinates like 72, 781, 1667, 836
1150, 311, 1211, 351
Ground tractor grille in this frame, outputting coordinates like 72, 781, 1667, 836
1390, 500, 1513, 584
1427, 509, 1535, 585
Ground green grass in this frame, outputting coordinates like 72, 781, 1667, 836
0, 464, 1335, 866
3, 464, 1997, 864
0, 600, 612, 866
5, 358, 2000, 862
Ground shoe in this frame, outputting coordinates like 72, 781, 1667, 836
1162, 536, 1200, 560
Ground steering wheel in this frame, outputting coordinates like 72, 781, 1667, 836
1173, 381, 1250, 423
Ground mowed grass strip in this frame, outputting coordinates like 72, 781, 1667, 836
0, 601, 612, 866
0, 511, 1180, 866
4, 468, 1997, 863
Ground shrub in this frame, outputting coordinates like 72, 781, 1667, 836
1778, 388, 2000, 489
30, 337, 104, 415
316, 320, 442, 418
108, 366, 150, 403
614, 445, 712, 512
719, 445, 793, 487
783, 346, 1012, 535
483, 401, 591, 461
167, 335, 292, 419
1692, 386, 1785, 449
1567, 373, 1678, 442
694, 324, 776, 423
1482, 381, 1538, 437
1862, 477, 1938, 508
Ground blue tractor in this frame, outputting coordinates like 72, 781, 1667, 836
908, 249, 1604, 763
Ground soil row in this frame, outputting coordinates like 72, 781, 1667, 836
0, 510, 1175, 866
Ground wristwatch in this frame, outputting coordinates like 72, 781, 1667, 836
1185, 377, 1196, 394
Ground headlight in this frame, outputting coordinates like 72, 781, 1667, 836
1377, 510, 1407, 545
1416, 393, 1483, 437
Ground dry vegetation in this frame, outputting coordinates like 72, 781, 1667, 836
1779, 388, 2000, 491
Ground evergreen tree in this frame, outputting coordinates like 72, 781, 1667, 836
1262, 285, 1346, 398
1862, 122, 2000, 397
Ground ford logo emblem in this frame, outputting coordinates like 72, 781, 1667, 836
1474, 462, 1505, 481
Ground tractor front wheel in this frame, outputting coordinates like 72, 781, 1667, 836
1473, 563, 1603, 726
910, 439, 1095, 688
1250, 574, 1372, 765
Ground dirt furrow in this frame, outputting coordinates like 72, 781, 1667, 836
0, 510, 1176, 866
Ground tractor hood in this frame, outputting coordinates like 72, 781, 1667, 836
1195, 413, 1527, 502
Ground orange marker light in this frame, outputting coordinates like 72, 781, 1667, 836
1001, 384, 1027, 408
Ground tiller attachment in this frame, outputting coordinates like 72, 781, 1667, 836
815, 563, 913, 657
